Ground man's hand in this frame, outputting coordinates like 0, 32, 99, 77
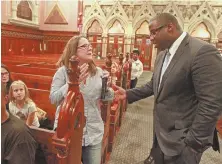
112, 84, 127, 101
79, 63, 89, 84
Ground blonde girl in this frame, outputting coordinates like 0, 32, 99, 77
9, 80, 40, 127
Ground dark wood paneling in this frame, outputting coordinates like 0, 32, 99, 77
1, 24, 79, 55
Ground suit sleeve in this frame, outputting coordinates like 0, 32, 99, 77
185, 44, 222, 152
126, 74, 154, 104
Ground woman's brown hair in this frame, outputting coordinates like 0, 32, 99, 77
56, 35, 97, 76
1, 64, 13, 94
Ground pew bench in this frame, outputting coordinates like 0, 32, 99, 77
108, 103, 121, 153
8, 65, 56, 77
2, 54, 60, 64
29, 58, 84, 164
11, 72, 52, 90
2, 60, 57, 69
31, 127, 57, 164
29, 88, 55, 126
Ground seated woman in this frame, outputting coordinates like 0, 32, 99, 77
1, 64, 13, 110
50, 35, 113, 164
8, 80, 40, 127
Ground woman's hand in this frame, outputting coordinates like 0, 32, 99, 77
79, 63, 89, 84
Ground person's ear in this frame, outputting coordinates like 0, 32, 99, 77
167, 23, 174, 33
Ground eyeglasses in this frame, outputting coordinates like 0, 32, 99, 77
78, 44, 92, 50
1, 72, 9, 76
150, 25, 167, 37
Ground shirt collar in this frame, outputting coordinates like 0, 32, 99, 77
168, 32, 187, 56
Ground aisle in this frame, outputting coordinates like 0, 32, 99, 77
108, 71, 222, 164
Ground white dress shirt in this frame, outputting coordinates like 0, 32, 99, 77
131, 59, 143, 80
159, 32, 187, 88
166, 32, 187, 68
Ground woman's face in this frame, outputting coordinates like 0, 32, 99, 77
1, 68, 9, 83
76, 38, 93, 64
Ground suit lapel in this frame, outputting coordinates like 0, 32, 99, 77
157, 35, 190, 98
154, 50, 167, 95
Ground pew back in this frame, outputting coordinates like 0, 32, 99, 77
9, 65, 56, 76
28, 88, 55, 122
11, 72, 52, 90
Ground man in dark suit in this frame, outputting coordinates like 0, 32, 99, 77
113, 13, 222, 164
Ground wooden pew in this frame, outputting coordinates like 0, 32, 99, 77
7, 55, 119, 163
2, 59, 57, 69
11, 72, 52, 90
31, 58, 85, 164
95, 54, 129, 154
100, 99, 111, 164
31, 128, 57, 163
3, 61, 57, 70
107, 54, 122, 153
28, 88, 55, 124
119, 53, 132, 117
19, 63, 57, 69
2, 54, 60, 64
11, 72, 54, 125
8, 65, 56, 76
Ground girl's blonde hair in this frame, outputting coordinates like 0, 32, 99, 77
56, 35, 97, 76
9, 80, 33, 104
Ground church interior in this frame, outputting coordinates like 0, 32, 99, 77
1, 0, 222, 164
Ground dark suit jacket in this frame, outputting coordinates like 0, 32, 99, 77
126, 34, 222, 156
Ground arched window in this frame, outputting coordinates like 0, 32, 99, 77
108, 20, 125, 34
136, 21, 150, 35
87, 20, 103, 34
17, 0, 32, 21
107, 20, 125, 57
191, 23, 211, 42
87, 20, 103, 58
135, 21, 152, 70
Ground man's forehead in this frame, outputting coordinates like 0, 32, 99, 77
149, 20, 160, 28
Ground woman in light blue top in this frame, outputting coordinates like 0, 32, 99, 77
50, 35, 110, 164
